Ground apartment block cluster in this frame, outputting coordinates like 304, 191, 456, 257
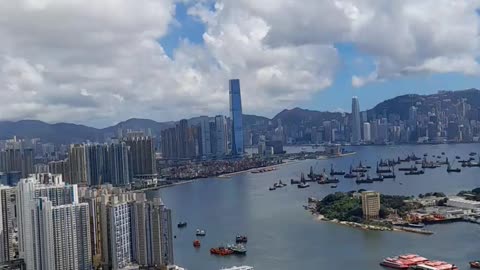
0, 173, 174, 270
160, 79, 245, 160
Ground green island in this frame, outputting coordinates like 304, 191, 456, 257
314, 191, 421, 227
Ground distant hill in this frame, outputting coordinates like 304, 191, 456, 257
273, 107, 344, 127
102, 118, 174, 137
369, 88, 480, 119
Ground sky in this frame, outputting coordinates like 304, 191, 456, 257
1, 0, 480, 127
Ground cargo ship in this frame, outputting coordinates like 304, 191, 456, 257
380, 254, 428, 269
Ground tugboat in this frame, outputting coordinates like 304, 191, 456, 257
236, 235, 248, 243
193, 239, 201, 248
196, 229, 206, 236
177, 222, 187, 228
470, 260, 480, 268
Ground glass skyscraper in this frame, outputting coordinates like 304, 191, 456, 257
229, 79, 244, 156
351, 96, 361, 145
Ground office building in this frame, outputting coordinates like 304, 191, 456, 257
125, 137, 156, 179
363, 122, 371, 142
229, 79, 244, 156
351, 96, 361, 145
361, 191, 381, 220
68, 144, 87, 185
131, 194, 174, 268
215, 115, 228, 157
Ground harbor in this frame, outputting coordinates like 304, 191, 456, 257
153, 144, 480, 270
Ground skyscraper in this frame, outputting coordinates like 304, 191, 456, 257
85, 144, 108, 186
214, 115, 228, 157
199, 117, 212, 157
0, 186, 16, 262
351, 96, 361, 145
229, 79, 244, 156
363, 122, 371, 142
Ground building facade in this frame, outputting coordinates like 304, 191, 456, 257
351, 96, 361, 145
229, 79, 244, 156
361, 191, 381, 220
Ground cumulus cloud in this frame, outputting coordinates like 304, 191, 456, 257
0, 0, 480, 126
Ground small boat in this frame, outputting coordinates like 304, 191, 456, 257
193, 240, 201, 247
330, 185, 337, 188
455, 156, 461, 159
441, 152, 445, 155
196, 229, 206, 236
210, 246, 234, 256
290, 178, 300, 184
297, 182, 310, 188
405, 170, 424, 175
228, 244, 247, 255
236, 235, 248, 243
330, 164, 346, 176
269, 187, 276, 191
177, 222, 187, 228
470, 260, 480, 268
447, 163, 461, 173
470, 152, 477, 156
383, 172, 396, 179
398, 166, 418, 172
372, 175, 384, 182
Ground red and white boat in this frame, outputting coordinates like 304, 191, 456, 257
380, 254, 429, 269
412, 260, 458, 270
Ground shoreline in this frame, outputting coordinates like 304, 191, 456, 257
217, 160, 299, 178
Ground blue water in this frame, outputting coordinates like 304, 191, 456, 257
152, 145, 480, 270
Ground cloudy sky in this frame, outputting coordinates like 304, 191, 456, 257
1, 0, 480, 127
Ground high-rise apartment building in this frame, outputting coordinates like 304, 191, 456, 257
68, 144, 87, 185
48, 160, 69, 183
361, 191, 381, 220
131, 194, 174, 268
85, 144, 108, 186
106, 142, 130, 186
100, 194, 133, 270
215, 115, 228, 157
17, 174, 91, 270
125, 137, 156, 179
199, 117, 212, 157
229, 79, 244, 156
0, 186, 16, 262
351, 96, 361, 145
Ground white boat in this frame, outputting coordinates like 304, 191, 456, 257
220, 266, 254, 270
195, 229, 206, 236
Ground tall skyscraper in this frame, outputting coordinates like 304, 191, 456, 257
199, 117, 212, 157
214, 115, 228, 157
409, 105, 418, 127
363, 122, 371, 142
68, 144, 87, 185
125, 137, 156, 179
229, 79, 244, 156
351, 96, 361, 145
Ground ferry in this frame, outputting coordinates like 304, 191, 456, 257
220, 266, 254, 270
380, 254, 429, 269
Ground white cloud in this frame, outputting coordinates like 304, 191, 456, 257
0, 0, 480, 126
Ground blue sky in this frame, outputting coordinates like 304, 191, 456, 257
160, 2, 480, 115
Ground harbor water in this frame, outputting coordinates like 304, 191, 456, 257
151, 144, 480, 270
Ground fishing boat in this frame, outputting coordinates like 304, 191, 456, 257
196, 229, 206, 236
235, 235, 248, 243
177, 222, 187, 228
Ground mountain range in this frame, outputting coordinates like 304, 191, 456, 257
1, 88, 479, 144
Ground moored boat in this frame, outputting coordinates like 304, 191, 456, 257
297, 182, 310, 188
210, 246, 234, 256
470, 260, 480, 268
228, 244, 247, 255
196, 229, 206, 236
177, 222, 187, 228
380, 254, 429, 269
193, 239, 201, 247
235, 235, 248, 243
220, 266, 254, 270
